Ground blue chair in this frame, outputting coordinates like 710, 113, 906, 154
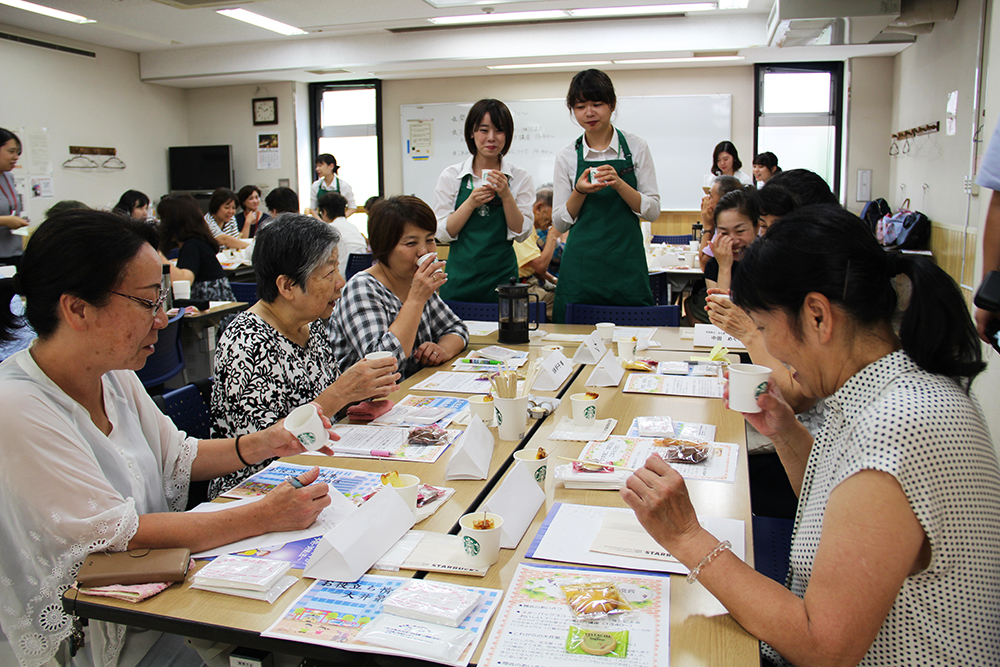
652, 234, 693, 245
752, 515, 794, 584
648, 272, 670, 306
564, 303, 680, 327
136, 311, 185, 389
444, 299, 547, 324
230, 282, 259, 306
345, 252, 373, 280
160, 380, 214, 508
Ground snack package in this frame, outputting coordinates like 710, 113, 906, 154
353, 614, 474, 662
571, 461, 615, 474
408, 425, 449, 446
559, 581, 633, 620
382, 580, 482, 627
635, 416, 675, 438
566, 627, 630, 658
622, 359, 654, 372
654, 437, 711, 464
416, 484, 445, 508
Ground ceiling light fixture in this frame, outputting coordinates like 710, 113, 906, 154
717, 0, 750, 8
568, 4, 716, 18
613, 55, 745, 64
0, 0, 93, 24
429, 10, 568, 25
487, 60, 612, 70
216, 8, 307, 36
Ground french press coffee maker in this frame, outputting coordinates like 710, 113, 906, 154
497, 281, 539, 344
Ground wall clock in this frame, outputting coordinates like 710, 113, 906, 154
252, 97, 278, 125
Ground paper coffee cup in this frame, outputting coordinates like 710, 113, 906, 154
459, 513, 504, 566
172, 280, 191, 300
494, 395, 529, 441
468, 395, 496, 427
727, 363, 772, 413
284, 403, 330, 450
617, 339, 636, 363
365, 351, 394, 361
570, 392, 599, 427
689, 240, 700, 252
595, 322, 614, 343
417, 252, 437, 266
513, 449, 549, 489
382, 473, 419, 512
540, 345, 564, 359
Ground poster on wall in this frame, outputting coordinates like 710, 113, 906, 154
30, 176, 54, 199
257, 132, 280, 169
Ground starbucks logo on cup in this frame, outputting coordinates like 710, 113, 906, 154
535, 465, 547, 483
584, 406, 596, 419
495, 408, 503, 425
463, 535, 481, 557
754, 381, 769, 399
296, 433, 315, 447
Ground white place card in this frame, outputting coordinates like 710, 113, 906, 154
693, 323, 746, 349
530, 350, 573, 391
570, 332, 607, 364
585, 349, 626, 387
481, 464, 545, 549
445, 415, 495, 480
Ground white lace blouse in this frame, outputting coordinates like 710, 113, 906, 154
0, 350, 197, 667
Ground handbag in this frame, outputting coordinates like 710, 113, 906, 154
76, 548, 191, 588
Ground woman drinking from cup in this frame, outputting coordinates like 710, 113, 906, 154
552, 69, 659, 322
0, 128, 27, 267
331, 196, 468, 378
623, 205, 1000, 667
235, 184, 270, 238
211, 214, 399, 497
0, 210, 335, 667
711, 140, 753, 186
432, 98, 534, 303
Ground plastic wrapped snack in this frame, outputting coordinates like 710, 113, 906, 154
560, 581, 633, 620
353, 614, 475, 662
635, 416, 675, 438
654, 437, 711, 464
566, 626, 630, 658
571, 461, 615, 474
382, 580, 482, 627
408, 425, 449, 446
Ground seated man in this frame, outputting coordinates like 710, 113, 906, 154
317, 192, 368, 279
512, 186, 560, 320
532, 186, 564, 276
686, 175, 741, 324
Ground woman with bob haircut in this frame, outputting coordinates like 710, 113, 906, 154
711, 140, 752, 186
210, 213, 399, 497
551, 69, 659, 322
204, 187, 248, 250
432, 98, 534, 303
331, 195, 468, 378
623, 205, 1000, 667
112, 189, 151, 221
235, 184, 270, 238
0, 210, 335, 667
752, 151, 781, 187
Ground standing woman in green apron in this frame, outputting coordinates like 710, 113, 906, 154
551, 69, 660, 323
432, 99, 535, 303
310, 153, 357, 217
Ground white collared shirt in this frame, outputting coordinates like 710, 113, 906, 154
432, 155, 534, 243
552, 127, 661, 233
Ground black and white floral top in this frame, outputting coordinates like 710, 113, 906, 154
329, 271, 469, 378
765, 350, 1000, 666
209, 311, 340, 498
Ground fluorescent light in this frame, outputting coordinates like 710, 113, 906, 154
0, 0, 93, 23
429, 10, 568, 24
488, 60, 612, 70
216, 8, 307, 36
614, 55, 745, 64
717, 0, 750, 8
568, 3, 716, 18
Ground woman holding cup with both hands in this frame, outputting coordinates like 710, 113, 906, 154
432, 98, 534, 304
623, 206, 1000, 666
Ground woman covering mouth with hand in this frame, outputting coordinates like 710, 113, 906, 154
705, 187, 759, 293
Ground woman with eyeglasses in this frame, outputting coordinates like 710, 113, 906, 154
0, 209, 335, 667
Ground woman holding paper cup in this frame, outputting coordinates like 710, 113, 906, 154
211, 214, 400, 497
623, 206, 1000, 666
551, 69, 659, 322
331, 195, 469, 378
432, 98, 534, 303
0, 210, 336, 667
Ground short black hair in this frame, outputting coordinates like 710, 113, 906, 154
208, 188, 238, 216
253, 214, 339, 303
316, 153, 338, 171
113, 190, 150, 217
0, 127, 21, 154
766, 169, 838, 206
714, 186, 759, 228
237, 185, 261, 210
368, 196, 436, 266
318, 192, 348, 220
265, 187, 300, 214
752, 151, 780, 172
566, 69, 616, 110
464, 99, 514, 157
756, 183, 798, 220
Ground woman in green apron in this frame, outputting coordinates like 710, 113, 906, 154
552, 70, 660, 323
432, 98, 535, 303
310, 153, 357, 216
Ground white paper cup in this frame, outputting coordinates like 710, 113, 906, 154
589, 168, 601, 184
284, 404, 330, 450
365, 351, 394, 361
513, 449, 549, 489
708, 293, 731, 303
494, 395, 529, 440
617, 339, 636, 363
689, 240, 700, 252
459, 513, 504, 566
382, 473, 419, 512
595, 322, 615, 343
727, 363, 772, 413
540, 345, 564, 359
417, 252, 437, 266
570, 392, 599, 427
172, 280, 191, 300
686, 252, 698, 268
468, 395, 496, 427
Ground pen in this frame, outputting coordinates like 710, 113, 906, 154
457, 358, 503, 366
284, 475, 305, 489
332, 448, 393, 457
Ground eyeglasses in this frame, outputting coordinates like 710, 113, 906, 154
109, 287, 169, 315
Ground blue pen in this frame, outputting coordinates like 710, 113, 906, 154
285, 475, 305, 489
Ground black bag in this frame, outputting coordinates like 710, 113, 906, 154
860, 198, 891, 235
893, 211, 931, 250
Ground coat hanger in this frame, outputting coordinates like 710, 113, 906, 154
889, 137, 900, 156
62, 154, 99, 169
101, 155, 126, 170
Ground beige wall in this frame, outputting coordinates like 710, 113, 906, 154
0, 23, 187, 219
845, 57, 894, 214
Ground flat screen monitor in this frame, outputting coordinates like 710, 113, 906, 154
168, 145, 233, 192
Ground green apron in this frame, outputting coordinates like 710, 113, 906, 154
553, 130, 655, 323
439, 173, 519, 304
316, 176, 341, 201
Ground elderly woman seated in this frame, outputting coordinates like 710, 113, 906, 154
210, 213, 399, 498
330, 196, 468, 378
623, 205, 1000, 666
0, 210, 334, 666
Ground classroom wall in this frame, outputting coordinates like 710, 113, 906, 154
0, 23, 188, 220
845, 57, 894, 213
184, 83, 300, 201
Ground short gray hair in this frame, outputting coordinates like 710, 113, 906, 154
535, 185, 553, 207
253, 213, 340, 303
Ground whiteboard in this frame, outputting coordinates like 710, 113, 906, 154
400, 95, 731, 211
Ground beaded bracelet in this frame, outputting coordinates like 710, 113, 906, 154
686, 539, 732, 584
235, 434, 251, 467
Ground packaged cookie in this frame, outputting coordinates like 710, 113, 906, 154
559, 581, 632, 620
566, 627, 630, 658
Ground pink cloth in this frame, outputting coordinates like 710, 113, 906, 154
73, 559, 194, 602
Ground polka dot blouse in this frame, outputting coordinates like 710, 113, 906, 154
764, 351, 1000, 666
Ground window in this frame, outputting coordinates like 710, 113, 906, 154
309, 80, 383, 236
754, 63, 843, 197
